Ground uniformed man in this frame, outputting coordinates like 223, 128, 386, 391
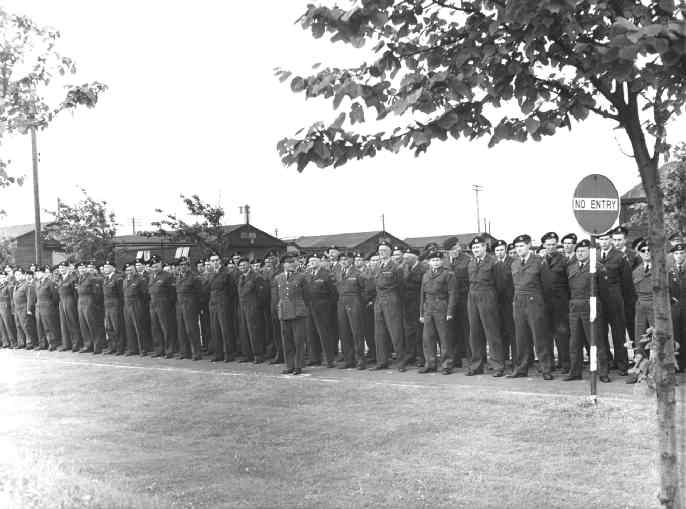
0, 272, 16, 348
305, 254, 337, 367
262, 254, 283, 364
195, 259, 211, 352
208, 254, 237, 362
419, 251, 457, 374
35, 265, 60, 351
669, 243, 686, 371
373, 241, 407, 371
12, 269, 35, 349
147, 255, 177, 358
611, 226, 640, 351
74, 262, 99, 353
402, 248, 425, 367
466, 236, 505, 377
57, 262, 82, 351
597, 230, 631, 375
273, 254, 310, 375
175, 257, 202, 360
507, 243, 517, 259
357, 252, 376, 361
392, 246, 404, 266
540, 232, 571, 373
123, 263, 149, 356
493, 239, 515, 362
335, 251, 367, 369
447, 241, 470, 367
565, 240, 610, 382
509, 234, 554, 380
624, 239, 653, 383
236, 257, 265, 363
561, 233, 578, 263
102, 260, 125, 355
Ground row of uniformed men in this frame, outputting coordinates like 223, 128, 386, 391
2, 227, 686, 381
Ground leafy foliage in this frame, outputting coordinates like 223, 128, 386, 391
43, 188, 117, 263
629, 327, 679, 390
277, 0, 686, 171
0, 7, 107, 187
629, 143, 686, 236
148, 195, 229, 257
0, 234, 13, 266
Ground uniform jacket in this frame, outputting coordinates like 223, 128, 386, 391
176, 272, 202, 304
36, 278, 59, 306
597, 247, 633, 300
669, 262, 686, 307
335, 265, 366, 299
273, 271, 310, 320
633, 263, 653, 302
467, 253, 499, 293
103, 273, 124, 306
123, 274, 148, 305
148, 270, 176, 306
208, 268, 236, 305
58, 273, 79, 301
403, 262, 425, 304
13, 281, 35, 315
449, 253, 471, 296
237, 270, 260, 307
511, 253, 545, 297
374, 259, 404, 298
76, 274, 101, 299
306, 267, 337, 303
540, 251, 570, 299
494, 256, 514, 302
420, 267, 457, 317
0, 282, 14, 309
567, 260, 595, 313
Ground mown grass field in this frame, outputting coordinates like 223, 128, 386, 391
0, 349, 683, 509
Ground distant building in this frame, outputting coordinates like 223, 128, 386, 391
290, 230, 409, 257
0, 224, 65, 267
112, 223, 286, 265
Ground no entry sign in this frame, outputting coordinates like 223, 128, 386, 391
573, 174, 620, 234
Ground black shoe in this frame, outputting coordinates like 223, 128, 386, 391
165, 353, 175, 359
269, 358, 283, 365
124, 351, 136, 356
210, 358, 223, 363
542, 373, 554, 380
58, 347, 69, 352
193, 355, 202, 361
507, 372, 527, 378
293, 368, 302, 375
48, 345, 56, 352
600, 375, 611, 383
338, 363, 355, 369
356, 362, 366, 370
442, 368, 452, 375
416, 360, 425, 368
306, 360, 321, 366
371, 364, 388, 370
326, 361, 336, 368
560, 368, 570, 374
418, 367, 436, 374
465, 369, 483, 376
151, 353, 163, 358
79, 348, 91, 353
625, 374, 638, 384
563, 375, 582, 381
398, 365, 407, 373
254, 358, 264, 364
115, 351, 124, 356
281, 368, 294, 375
492, 370, 505, 378
140, 352, 148, 357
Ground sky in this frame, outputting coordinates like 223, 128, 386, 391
0, 1, 680, 243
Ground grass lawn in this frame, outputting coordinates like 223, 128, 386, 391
0, 349, 681, 509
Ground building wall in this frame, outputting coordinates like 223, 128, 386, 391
12, 234, 57, 267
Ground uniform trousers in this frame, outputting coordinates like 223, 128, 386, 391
468, 290, 504, 372
513, 293, 552, 375
104, 301, 125, 354
337, 295, 365, 366
422, 298, 454, 370
374, 293, 406, 367
281, 317, 306, 371
568, 299, 608, 377
176, 299, 201, 358
124, 300, 148, 355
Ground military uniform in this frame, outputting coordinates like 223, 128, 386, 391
621, 246, 641, 347
511, 253, 553, 376
237, 269, 266, 362
669, 260, 686, 370
274, 270, 310, 372
13, 280, 36, 348
77, 273, 105, 353
633, 262, 653, 348
148, 269, 177, 357
175, 270, 203, 360
373, 259, 407, 369
123, 272, 149, 355
361, 265, 376, 361
541, 251, 571, 371
402, 261, 425, 366
36, 276, 60, 350
197, 270, 212, 352
567, 258, 609, 378
449, 252, 471, 365
335, 265, 367, 368
103, 272, 125, 354
494, 255, 515, 361
58, 273, 82, 350
0, 280, 16, 347
467, 253, 504, 373
420, 266, 457, 371
208, 267, 237, 362
306, 266, 337, 366
597, 247, 631, 373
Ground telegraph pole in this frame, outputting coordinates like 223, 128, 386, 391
472, 184, 483, 232
381, 214, 386, 232
31, 126, 41, 265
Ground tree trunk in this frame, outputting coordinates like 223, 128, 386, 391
625, 102, 682, 508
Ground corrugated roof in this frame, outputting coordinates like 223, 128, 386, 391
621, 162, 679, 200
0, 224, 36, 239
294, 231, 383, 249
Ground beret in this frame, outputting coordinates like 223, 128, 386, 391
378, 240, 391, 248
631, 237, 645, 250
635, 239, 648, 251
513, 234, 532, 245
540, 232, 559, 243
561, 233, 578, 243
494, 239, 507, 248
507, 243, 515, 251
668, 233, 682, 241
426, 250, 443, 259
469, 235, 486, 248
404, 248, 420, 256
575, 239, 591, 250
611, 226, 629, 236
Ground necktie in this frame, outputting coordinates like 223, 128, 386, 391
601, 251, 606, 262
521, 257, 526, 266
645, 264, 650, 275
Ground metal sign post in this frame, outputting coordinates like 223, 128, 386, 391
572, 174, 620, 401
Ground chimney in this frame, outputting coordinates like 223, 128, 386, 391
240, 204, 250, 225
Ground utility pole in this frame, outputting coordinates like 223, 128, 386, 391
381, 214, 386, 232
472, 184, 483, 232
31, 126, 41, 265
131, 217, 136, 235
